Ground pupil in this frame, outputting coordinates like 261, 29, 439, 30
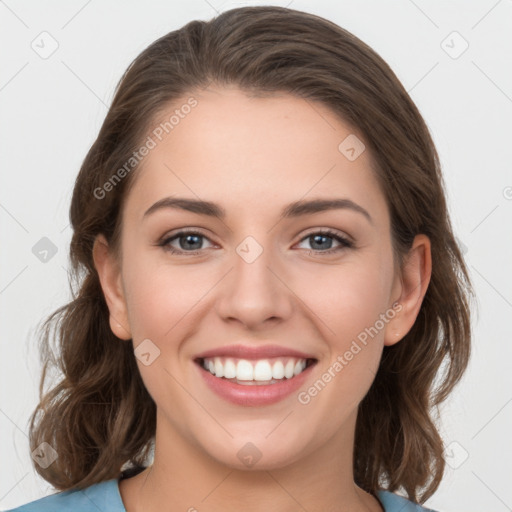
311, 234, 332, 250
182, 234, 201, 250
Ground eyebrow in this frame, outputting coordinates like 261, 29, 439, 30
143, 196, 373, 225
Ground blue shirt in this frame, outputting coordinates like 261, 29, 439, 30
4, 478, 438, 511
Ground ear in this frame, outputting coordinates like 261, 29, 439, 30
92, 234, 132, 340
384, 234, 432, 347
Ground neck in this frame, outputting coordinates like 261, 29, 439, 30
120, 409, 383, 512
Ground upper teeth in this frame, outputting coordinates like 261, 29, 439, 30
202, 357, 308, 381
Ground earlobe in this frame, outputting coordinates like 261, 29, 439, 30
92, 234, 132, 341
384, 234, 432, 347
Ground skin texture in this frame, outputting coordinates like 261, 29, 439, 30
93, 85, 431, 512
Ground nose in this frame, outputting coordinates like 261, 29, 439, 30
214, 239, 294, 330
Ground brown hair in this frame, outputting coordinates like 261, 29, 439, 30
27, 5, 474, 504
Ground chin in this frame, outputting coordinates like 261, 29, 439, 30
201, 433, 310, 472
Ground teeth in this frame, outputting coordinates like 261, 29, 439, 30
254, 360, 273, 381
271, 360, 284, 379
237, 359, 254, 380
202, 356, 310, 382
223, 358, 237, 379
294, 360, 304, 376
214, 358, 224, 378
284, 360, 295, 379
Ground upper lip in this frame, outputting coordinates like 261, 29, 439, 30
194, 344, 317, 361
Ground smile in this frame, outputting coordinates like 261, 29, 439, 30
194, 356, 318, 406
200, 356, 314, 385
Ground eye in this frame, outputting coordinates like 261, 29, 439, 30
296, 229, 353, 255
157, 228, 353, 256
158, 229, 215, 254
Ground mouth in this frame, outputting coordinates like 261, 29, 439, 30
194, 356, 318, 385
193, 355, 318, 406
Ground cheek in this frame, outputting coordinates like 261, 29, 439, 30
303, 254, 393, 401
121, 249, 204, 341
296, 264, 390, 418
123, 241, 393, 346
121, 253, 205, 399
308, 261, 391, 344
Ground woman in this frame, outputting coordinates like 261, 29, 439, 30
7, 5, 473, 512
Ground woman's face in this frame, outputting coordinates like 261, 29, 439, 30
99, 85, 423, 471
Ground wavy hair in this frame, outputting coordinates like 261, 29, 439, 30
27, 6, 474, 504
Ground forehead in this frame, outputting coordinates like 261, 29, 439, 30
123, 86, 387, 225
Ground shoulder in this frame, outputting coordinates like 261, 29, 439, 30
3, 479, 125, 512
377, 490, 439, 512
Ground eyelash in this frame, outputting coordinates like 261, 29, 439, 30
157, 228, 354, 256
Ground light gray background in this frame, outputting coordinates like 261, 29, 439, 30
1, 1, 511, 511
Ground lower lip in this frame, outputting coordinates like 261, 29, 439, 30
195, 361, 316, 407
